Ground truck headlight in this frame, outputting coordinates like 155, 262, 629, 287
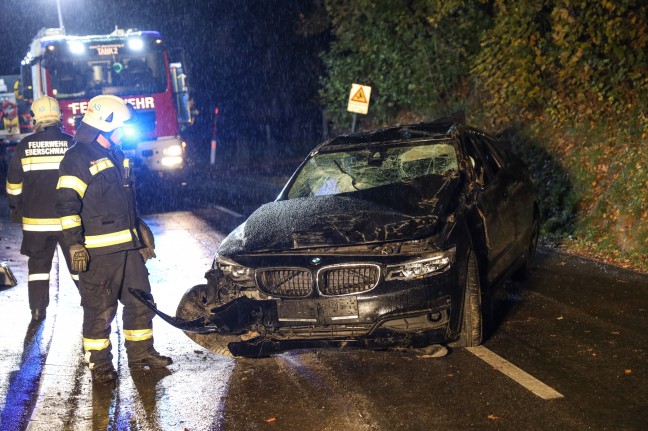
213, 254, 254, 282
163, 144, 183, 156
161, 156, 183, 166
385, 247, 455, 280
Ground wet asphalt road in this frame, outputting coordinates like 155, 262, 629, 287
1, 200, 647, 430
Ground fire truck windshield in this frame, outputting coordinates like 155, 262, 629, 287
45, 38, 168, 100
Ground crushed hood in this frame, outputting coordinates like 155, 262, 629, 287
218, 174, 460, 254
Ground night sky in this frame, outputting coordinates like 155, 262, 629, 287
0, 0, 329, 164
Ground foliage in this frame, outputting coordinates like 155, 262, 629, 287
320, 0, 648, 270
320, 0, 491, 127
471, 1, 550, 124
474, 0, 648, 126
499, 124, 579, 235
505, 118, 648, 266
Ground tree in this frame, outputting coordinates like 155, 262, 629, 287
473, 0, 648, 125
320, 0, 491, 128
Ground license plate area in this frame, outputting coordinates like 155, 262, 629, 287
277, 297, 359, 323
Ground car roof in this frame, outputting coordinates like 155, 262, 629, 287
314, 111, 467, 154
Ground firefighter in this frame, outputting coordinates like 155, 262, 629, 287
1, 99, 20, 133
5, 96, 78, 321
56, 94, 172, 384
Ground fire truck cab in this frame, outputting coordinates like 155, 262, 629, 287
19, 27, 193, 181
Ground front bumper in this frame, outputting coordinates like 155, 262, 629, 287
123, 135, 186, 173
130, 260, 465, 356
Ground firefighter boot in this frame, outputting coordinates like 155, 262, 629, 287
128, 348, 173, 369
91, 363, 118, 384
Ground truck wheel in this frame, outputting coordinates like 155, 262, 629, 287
175, 284, 239, 358
454, 250, 483, 347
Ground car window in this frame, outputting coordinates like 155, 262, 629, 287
483, 136, 507, 167
469, 134, 501, 175
463, 135, 490, 185
287, 142, 458, 199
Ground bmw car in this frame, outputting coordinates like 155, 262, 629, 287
132, 113, 539, 357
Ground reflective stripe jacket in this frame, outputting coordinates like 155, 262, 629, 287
6, 126, 74, 232
56, 139, 142, 256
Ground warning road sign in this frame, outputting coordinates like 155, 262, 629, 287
351, 87, 367, 103
347, 83, 372, 114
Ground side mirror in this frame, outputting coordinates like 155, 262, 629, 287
170, 62, 192, 126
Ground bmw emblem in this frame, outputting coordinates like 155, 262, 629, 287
310, 257, 322, 265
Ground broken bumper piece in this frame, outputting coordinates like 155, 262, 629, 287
130, 288, 449, 357
129, 288, 277, 334
129, 288, 218, 334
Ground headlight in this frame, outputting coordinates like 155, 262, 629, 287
127, 38, 144, 51
385, 247, 455, 281
67, 40, 86, 55
163, 144, 183, 156
161, 156, 183, 166
213, 254, 254, 282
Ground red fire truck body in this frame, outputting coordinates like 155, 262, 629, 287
11, 27, 192, 177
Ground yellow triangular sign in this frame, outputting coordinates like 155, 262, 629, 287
351, 87, 367, 103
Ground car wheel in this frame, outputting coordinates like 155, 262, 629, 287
455, 250, 483, 347
175, 284, 239, 358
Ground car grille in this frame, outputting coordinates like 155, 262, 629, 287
256, 269, 313, 297
318, 265, 380, 296
256, 264, 381, 298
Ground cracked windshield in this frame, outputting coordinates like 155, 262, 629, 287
288, 142, 458, 198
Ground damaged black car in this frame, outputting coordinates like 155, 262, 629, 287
132, 113, 539, 357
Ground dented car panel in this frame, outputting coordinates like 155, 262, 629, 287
133, 114, 539, 357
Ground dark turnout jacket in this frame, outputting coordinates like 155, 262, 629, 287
56, 139, 143, 256
6, 126, 74, 230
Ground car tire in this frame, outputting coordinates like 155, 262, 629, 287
455, 250, 483, 347
175, 284, 239, 358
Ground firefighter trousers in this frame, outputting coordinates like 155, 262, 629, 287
79, 249, 156, 369
23, 231, 78, 312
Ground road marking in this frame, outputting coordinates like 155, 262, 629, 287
210, 204, 244, 218
466, 346, 564, 400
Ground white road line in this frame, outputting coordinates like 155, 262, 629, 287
211, 204, 244, 218
466, 346, 564, 400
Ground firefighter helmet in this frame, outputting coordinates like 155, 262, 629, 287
81, 95, 132, 132
30, 96, 61, 124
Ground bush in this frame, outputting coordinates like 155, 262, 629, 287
319, 0, 648, 267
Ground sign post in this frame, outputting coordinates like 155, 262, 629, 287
210, 106, 219, 165
347, 83, 371, 132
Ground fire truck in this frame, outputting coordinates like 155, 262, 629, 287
1, 27, 193, 184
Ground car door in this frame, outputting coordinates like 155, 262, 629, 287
481, 135, 535, 256
462, 132, 517, 285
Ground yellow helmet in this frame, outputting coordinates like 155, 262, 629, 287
81, 95, 132, 132
31, 96, 61, 124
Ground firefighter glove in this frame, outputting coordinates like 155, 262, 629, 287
137, 219, 156, 262
10, 208, 22, 224
69, 243, 90, 273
